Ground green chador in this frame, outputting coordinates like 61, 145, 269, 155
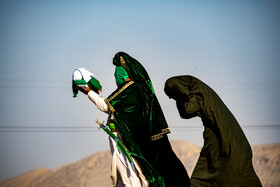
105, 52, 190, 187
164, 75, 262, 187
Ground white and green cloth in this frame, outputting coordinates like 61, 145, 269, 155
72, 68, 102, 97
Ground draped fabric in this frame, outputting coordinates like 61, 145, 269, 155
105, 52, 190, 187
112, 52, 170, 140
164, 75, 262, 187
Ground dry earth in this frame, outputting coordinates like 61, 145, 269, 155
0, 140, 279, 187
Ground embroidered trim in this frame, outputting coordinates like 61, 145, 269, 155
150, 133, 163, 141
150, 128, 171, 141
107, 81, 134, 102
106, 81, 134, 113
120, 56, 126, 69
161, 128, 171, 134
105, 99, 115, 113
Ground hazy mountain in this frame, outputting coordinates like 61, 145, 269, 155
1, 140, 279, 187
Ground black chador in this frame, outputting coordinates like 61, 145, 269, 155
165, 75, 262, 187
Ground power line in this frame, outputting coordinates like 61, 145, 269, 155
0, 124, 279, 132
0, 85, 69, 89
0, 126, 98, 132
1, 79, 280, 88
0, 80, 280, 91
1, 84, 279, 90
0, 79, 69, 83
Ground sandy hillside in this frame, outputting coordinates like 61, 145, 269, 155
0, 140, 279, 187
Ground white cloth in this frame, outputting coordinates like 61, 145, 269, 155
88, 90, 108, 113
109, 133, 148, 187
88, 92, 148, 186
72, 68, 94, 82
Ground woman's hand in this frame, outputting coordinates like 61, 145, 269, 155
76, 85, 91, 95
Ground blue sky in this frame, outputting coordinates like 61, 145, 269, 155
0, 0, 279, 181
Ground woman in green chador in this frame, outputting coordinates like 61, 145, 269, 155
164, 75, 262, 187
107, 52, 190, 187
77, 52, 190, 187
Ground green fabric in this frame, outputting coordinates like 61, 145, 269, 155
108, 52, 190, 187
99, 123, 134, 168
114, 66, 129, 86
72, 76, 102, 97
108, 82, 164, 186
112, 52, 169, 138
88, 76, 102, 92
165, 75, 262, 187
72, 79, 87, 98
74, 79, 87, 85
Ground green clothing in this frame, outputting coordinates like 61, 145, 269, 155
105, 52, 190, 187
113, 52, 170, 140
114, 66, 129, 86
165, 75, 262, 187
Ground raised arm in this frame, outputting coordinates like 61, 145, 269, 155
176, 94, 203, 119
88, 90, 109, 114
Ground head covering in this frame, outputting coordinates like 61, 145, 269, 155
113, 52, 155, 96
164, 76, 190, 101
114, 66, 129, 86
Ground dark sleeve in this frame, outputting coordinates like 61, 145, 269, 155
176, 94, 202, 119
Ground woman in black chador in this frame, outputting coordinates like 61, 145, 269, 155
164, 75, 262, 187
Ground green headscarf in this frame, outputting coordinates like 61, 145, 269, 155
114, 66, 129, 86
113, 52, 155, 95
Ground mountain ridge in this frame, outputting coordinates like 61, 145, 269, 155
1, 140, 279, 187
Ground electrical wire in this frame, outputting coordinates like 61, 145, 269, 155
0, 79, 280, 90
0, 79, 279, 132
0, 124, 279, 132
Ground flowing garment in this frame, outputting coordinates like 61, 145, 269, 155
105, 52, 190, 187
164, 75, 262, 187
